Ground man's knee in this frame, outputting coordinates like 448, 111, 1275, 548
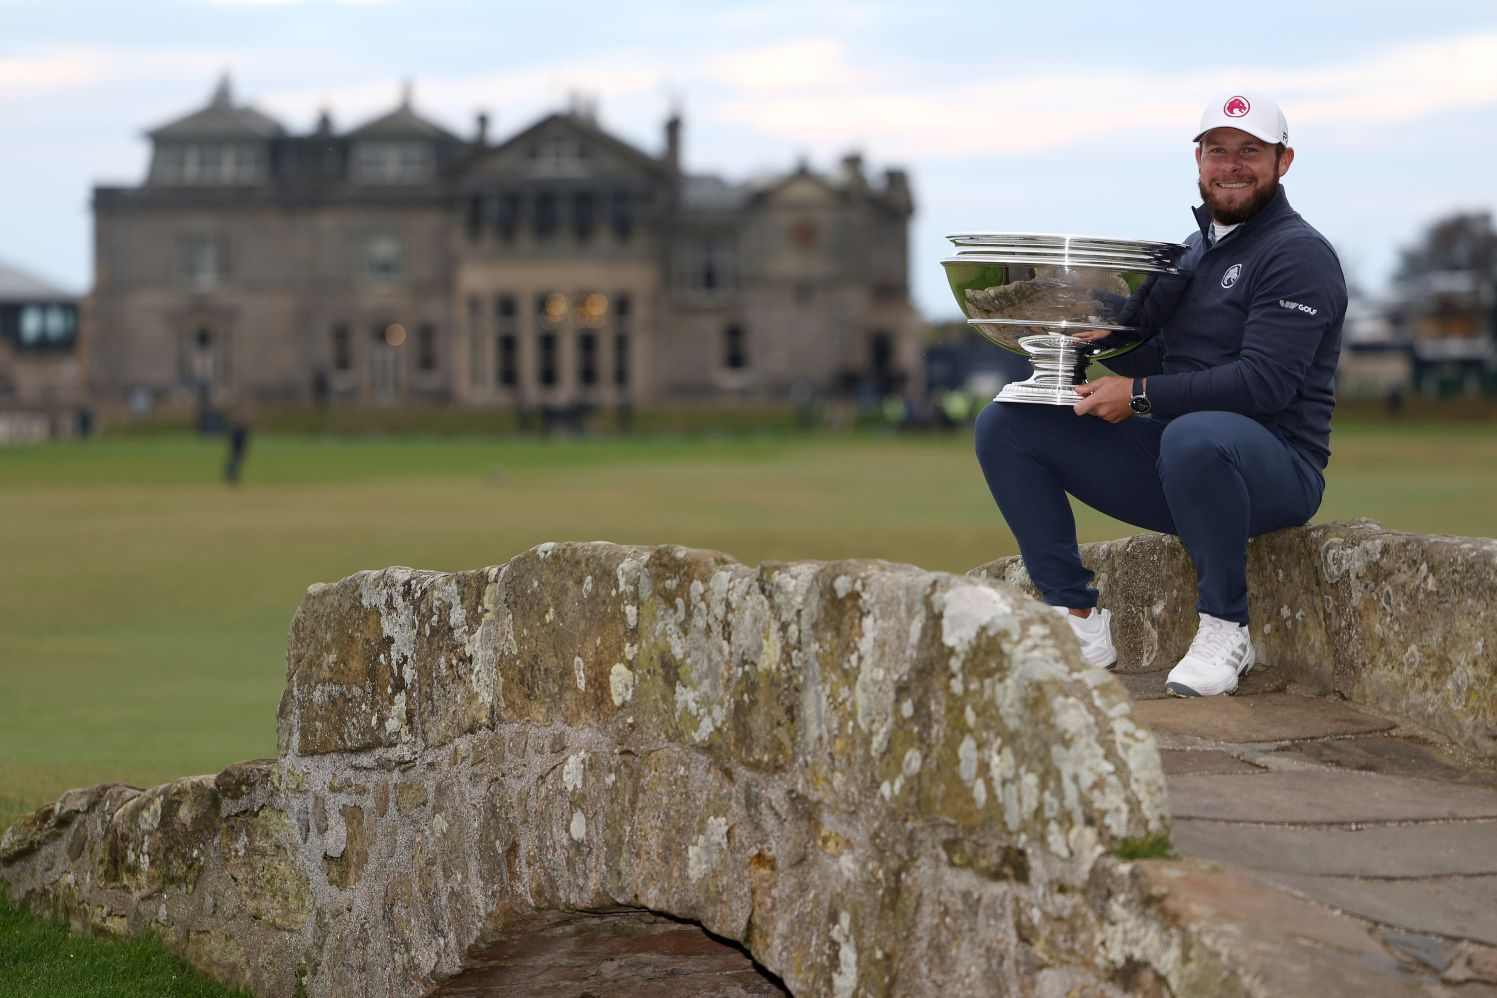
975, 400, 1040, 456
1158, 412, 1245, 470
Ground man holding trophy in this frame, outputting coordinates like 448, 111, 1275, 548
967, 93, 1347, 696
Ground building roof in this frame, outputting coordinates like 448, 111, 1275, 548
478, 111, 669, 179
680, 175, 751, 214
347, 84, 460, 141
148, 76, 285, 140
0, 259, 75, 300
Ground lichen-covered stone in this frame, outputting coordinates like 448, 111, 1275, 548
98, 776, 218, 894
321, 805, 367, 890
1313, 521, 1497, 759
0, 802, 58, 865
972, 519, 1496, 759
7, 535, 1445, 997
220, 807, 311, 931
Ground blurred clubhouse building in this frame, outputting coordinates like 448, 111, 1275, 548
87, 79, 923, 415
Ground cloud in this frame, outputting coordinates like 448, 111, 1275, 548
207, 0, 394, 5
0, 52, 109, 95
1286, 34, 1497, 124
714, 38, 867, 94
701, 32, 1497, 160
0, 46, 286, 107
261, 54, 670, 135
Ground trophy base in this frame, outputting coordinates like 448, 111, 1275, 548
993, 381, 1083, 405
990, 333, 1092, 405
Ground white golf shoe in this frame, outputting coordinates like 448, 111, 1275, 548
1165, 613, 1255, 697
1053, 606, 1117, 671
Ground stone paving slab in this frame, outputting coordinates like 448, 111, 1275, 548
1442, 943, 1497, 989
1134, 692, 1396, 744
1134, 859, 1434, 996
1270, 874, 1497, 948
1160, 749, 1265, 776
1374, 931, 1497, 992
1173, 819, 1497, 877
1167, 770, 1497, 823
1277, 736, 1497, 789
1118, 665, 1289, 701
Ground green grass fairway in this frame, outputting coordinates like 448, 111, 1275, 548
1, 420, 1494, 823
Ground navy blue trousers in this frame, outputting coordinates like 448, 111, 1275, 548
974, 403, 1324, 623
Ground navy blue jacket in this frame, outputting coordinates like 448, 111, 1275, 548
1106, 187, 1347, 470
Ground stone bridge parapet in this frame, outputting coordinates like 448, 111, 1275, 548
7, 524, 1489, 996
4, 542, 1176, 997
973, 518, 1497, 760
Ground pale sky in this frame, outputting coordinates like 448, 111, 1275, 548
4, 0, 1495, 318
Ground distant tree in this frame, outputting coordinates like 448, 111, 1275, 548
1393, 211, 1496, 284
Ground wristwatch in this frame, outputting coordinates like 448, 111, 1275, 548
1129, 377, 1151, 415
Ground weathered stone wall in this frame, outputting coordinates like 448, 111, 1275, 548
972, 519, 1497, 760
4, 542, 1184, 997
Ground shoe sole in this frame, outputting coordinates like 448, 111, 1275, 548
1164, 680, 1236, 698
1164, 660, 1253, 698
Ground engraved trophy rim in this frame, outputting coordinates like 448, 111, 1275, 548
941, 232, 1187, 405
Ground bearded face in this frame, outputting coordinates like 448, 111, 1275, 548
1198, 165, 1280, 225
1196, 129, 1291, 225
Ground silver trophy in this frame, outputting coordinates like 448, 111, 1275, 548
941, 233, 1186, 404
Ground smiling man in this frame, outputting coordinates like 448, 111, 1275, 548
973, 92, 1347, 696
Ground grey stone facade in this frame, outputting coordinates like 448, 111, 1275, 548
0, 258, 83, 438
89, 80, 924, 412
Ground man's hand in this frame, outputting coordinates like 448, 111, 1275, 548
1072, 375, 1135, 422
1069, 328, 1112, 344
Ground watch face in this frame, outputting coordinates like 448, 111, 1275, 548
1130, 396, 1151, 414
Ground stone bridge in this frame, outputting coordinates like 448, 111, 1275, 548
2, 520, 1493, 996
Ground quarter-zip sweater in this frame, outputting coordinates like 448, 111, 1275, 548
1116, 187, 1347, 470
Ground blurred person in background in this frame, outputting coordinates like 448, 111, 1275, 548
225, 409, 251, 486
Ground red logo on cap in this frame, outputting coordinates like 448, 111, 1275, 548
1224, 96, 1251, 118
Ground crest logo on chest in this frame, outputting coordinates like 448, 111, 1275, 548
1221, 264, 1243, 289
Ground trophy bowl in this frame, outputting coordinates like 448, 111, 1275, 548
942, 233, 1186, 404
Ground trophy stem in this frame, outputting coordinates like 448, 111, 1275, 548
995, 334, 1093, 405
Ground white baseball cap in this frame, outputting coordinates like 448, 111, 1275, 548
1192, 93, 1289, 146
